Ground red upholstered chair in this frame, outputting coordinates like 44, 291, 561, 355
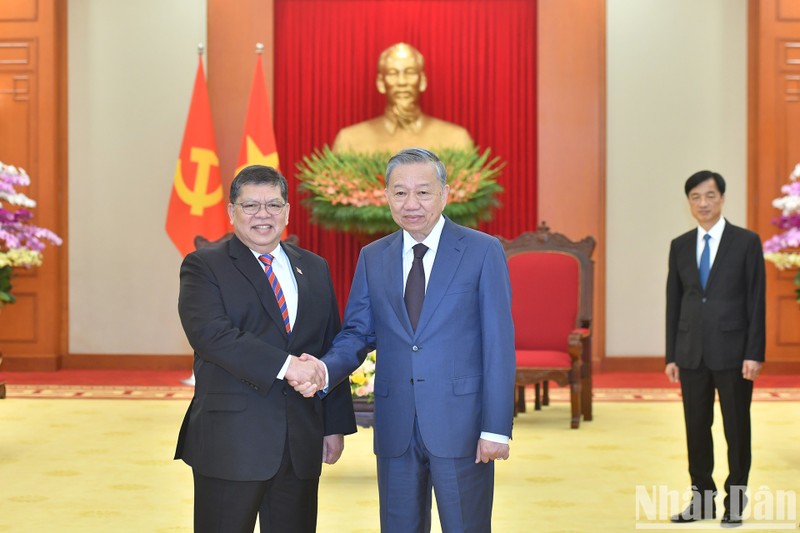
500, 223, 595, 429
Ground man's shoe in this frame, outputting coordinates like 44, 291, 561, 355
722, 488, 747, 528
721, 511, 743, 528
670, 502, 717, 523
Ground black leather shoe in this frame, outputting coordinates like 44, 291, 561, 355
670, 502, 717, 523
721, 511, 743, 528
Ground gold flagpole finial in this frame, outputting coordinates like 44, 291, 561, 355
197, 43, 205, 56
256, 42, 264, 55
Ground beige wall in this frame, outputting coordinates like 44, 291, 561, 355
606, 0, 747, 357
68, 0, 205, 354
66, 0, 748, 359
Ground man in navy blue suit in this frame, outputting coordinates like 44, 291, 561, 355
294, 148, 516, 532
665, 170, 765, 528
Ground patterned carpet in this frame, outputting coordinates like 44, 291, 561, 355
2, 373, 799, 531
1, 397, 798, 532
4, 384, 194, 400
4, 383, 800, 401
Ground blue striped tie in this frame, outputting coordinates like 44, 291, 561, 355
258, 254, 291, 334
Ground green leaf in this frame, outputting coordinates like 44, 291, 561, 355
295, 146, 504, 235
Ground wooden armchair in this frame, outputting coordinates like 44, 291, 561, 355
499, 222, 595, 429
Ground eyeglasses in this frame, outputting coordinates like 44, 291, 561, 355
235, 201, 288, 215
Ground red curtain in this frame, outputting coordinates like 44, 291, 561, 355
274, 0, 537, 311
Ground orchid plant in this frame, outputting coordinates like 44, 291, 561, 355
0, 161, 62, 307
763, 163, 800, 302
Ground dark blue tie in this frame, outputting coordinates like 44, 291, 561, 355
405, 243, 428, 331
699, 234, 711, 289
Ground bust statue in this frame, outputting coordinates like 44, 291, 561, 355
332, 43, 474, 154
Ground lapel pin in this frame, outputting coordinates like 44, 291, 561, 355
295, 266, 303, 276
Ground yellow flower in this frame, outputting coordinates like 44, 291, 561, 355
764, 252, 800, 270
350, 350, 377, 400
0, 248, 43, 268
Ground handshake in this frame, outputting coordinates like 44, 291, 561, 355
285, 353, 327, 397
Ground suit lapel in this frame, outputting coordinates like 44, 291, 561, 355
229, 236, 290, 341
283, 243, 306, 348
707, 220, 734, 291
415, 220, 465, 338
382, 231, 412, 336
683, 229, 702, 288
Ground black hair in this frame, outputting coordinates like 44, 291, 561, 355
230, 165, 288, 203
684, 170, 726, 197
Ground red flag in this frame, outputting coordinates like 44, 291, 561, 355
165, 57, 228, 257
237, 56, 281, 174
237, 55, 284, 237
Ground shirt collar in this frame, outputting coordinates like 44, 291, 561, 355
250, 243, 285, 264
403, 215, 445, 255
698, 217, 726, 241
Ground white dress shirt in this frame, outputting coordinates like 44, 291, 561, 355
402, 215, 445, 295
697, 218, 726, 269
250, 244, 298, 379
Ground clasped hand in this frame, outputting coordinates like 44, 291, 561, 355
475, 438, 510, 463
285, 353, 326, 397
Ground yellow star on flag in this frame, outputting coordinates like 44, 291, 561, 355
237, 136, 279, 175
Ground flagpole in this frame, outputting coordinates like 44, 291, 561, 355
256, 42, 264, 54
179, 41, 207, 389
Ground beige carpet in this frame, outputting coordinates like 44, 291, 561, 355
0, 398, 797, 532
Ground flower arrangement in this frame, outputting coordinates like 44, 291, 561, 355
350, 350, 376, 401
0, 161, 62, 307
296, 146, 504, 235
763, 162, 800, 302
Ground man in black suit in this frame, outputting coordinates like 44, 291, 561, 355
175, 165, 356, 533
665, 170, 765, 528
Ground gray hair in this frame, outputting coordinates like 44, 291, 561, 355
385, 148, 447, 188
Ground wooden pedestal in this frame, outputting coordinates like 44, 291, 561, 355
352, 397, 374, 428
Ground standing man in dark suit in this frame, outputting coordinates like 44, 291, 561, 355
666, 170, 765, 528
294, 148, 516, 533
175, 165, 356, 533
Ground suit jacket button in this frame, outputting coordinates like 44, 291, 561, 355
412, 345, 419, 352
702, 297, 707, 303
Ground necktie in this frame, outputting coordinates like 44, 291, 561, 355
405, 243, 428, 331
258, 254, 291, 334
699, 234, 711, 290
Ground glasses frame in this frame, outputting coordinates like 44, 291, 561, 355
234, 201, 288, 216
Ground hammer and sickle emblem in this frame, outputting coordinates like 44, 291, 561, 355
173, 147, 223, 216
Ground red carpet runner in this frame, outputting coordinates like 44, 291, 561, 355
1, 370, 798, 400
